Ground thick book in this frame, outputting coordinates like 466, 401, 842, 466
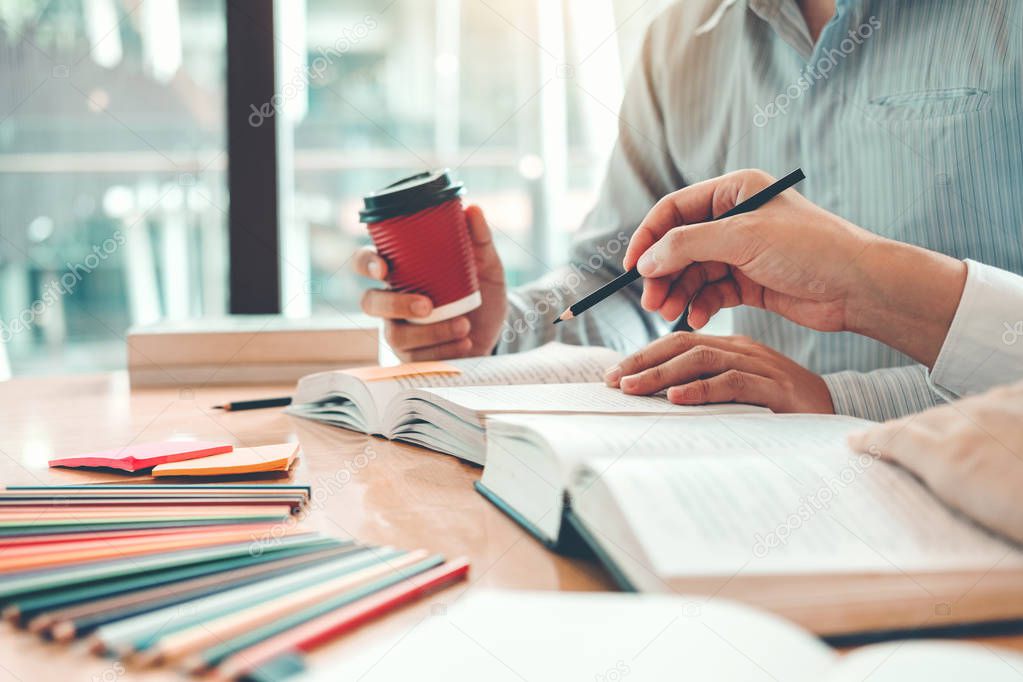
478, 413, 1023, 637
127, 315, 379, 387
305, 589, 1023, 681
287, 343, 765, 464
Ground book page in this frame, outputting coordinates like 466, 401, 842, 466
418, 383, 769, 416
309, 590, 835, 682
389, 342, 621, 389
827, 641, 1023, 682
578, 450, 1023, 579
488, 413, 871, 489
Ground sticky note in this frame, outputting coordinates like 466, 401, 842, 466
341, 361, 461, 382
48, 441, 234, 472
152, 443, 299, 477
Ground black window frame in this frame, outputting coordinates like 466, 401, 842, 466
225, 0, 281, 314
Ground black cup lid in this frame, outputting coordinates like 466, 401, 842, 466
359, 169, 465, 223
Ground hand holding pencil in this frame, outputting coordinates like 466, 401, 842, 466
622, 168, 869, 332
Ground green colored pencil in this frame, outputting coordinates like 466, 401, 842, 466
93, 547, 408, 655
7, 539, 352, 625
192, 554, 446, 671
0, 534, 324, 604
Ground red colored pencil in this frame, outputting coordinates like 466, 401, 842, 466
213, 557, 470, 678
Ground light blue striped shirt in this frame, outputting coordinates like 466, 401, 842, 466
496, 0, 1023, 421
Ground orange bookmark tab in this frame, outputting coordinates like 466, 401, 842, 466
341, 361, 461, 382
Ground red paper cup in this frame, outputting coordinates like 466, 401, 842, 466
361, 170, 481, 324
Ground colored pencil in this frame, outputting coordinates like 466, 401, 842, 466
0, 525, 310, 573
0, 534, 324, 605
136, 550, 431, 666
216, 557, 471, 679
91, 547, 408, 656
3, 538, 348, 625
188, 554, 448, 673
0, 523, 281, 549
43, 544, 361, 641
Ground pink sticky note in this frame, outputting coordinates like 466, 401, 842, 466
48, 441, 233, 472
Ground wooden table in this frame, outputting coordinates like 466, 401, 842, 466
0, 374, 610, 681
0, 374, 1020, 680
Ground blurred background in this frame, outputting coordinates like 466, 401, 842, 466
0, 0, 677, 376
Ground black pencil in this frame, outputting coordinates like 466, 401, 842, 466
554, 168, 806, 324
212, 397, 292, 411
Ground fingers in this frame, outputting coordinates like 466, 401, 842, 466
619, 345, 769, 396
606, 332, 753, 388
353, 246, 388, 280
666, 370, 775, 407
404, 337, 474, 362
623, 176, 731, 270
635, 216, 758, 279
640, 275, 674, 313
687, 279, 742, 329
465, 204, 504, 280
624, 196, 684, 270
652, 262, 731, 322
360, 288, 433, 320
385, 316, 472, 353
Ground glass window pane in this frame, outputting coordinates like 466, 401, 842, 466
0, 0, 228, 374
280, 0, 677, 318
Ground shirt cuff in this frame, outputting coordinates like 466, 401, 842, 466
929, 259, 1023, 397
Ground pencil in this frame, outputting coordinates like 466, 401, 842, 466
135, 550, 432, 666
7, 538, 348, 627
36, 545, 360, 640
214, 557, 471, 679
554, 168, 806, 324
212, 397, 292, 411
91, 547, 408, 656
186, 553, 449, 673
0, 534, 325, 606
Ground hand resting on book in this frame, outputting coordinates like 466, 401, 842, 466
849, 379, 1023, 546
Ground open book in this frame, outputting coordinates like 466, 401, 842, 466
303, 590, 1023, 681
288, 343, 764, 464
478, 413, 1023, 636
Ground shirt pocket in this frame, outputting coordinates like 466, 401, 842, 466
865, 87, 991, 121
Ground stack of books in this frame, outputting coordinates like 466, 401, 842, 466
0, 485, 468, 678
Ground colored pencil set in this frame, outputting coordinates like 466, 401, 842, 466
0, 485, 470, 679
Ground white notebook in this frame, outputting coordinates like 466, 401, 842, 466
288, 343, 765, 463
300, 590, 1023, 681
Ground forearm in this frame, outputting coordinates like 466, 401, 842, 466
847, 238, 968, 368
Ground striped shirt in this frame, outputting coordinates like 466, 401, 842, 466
495, 0, 1023, 421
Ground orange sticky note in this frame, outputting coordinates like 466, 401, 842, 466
341, 361, 461, 382
151, 443, 299, 477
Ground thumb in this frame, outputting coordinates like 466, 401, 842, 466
635, 216, 755, 279
465, 205, 504, 280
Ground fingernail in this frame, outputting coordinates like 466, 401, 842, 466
637, 250, 657, 275
454, 318, 471, 336
411, 300, 431, 317
620, 375, 638, 392
604, 365, 622, 386
367, 260, 382, 278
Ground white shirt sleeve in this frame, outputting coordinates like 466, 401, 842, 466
929, 259, 1023, 398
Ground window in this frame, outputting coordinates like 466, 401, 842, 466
0, 0, 227, 375
0, 0, 688, 377
276, 0, 676, 317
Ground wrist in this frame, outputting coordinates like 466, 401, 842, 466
847, 238, 967, 367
